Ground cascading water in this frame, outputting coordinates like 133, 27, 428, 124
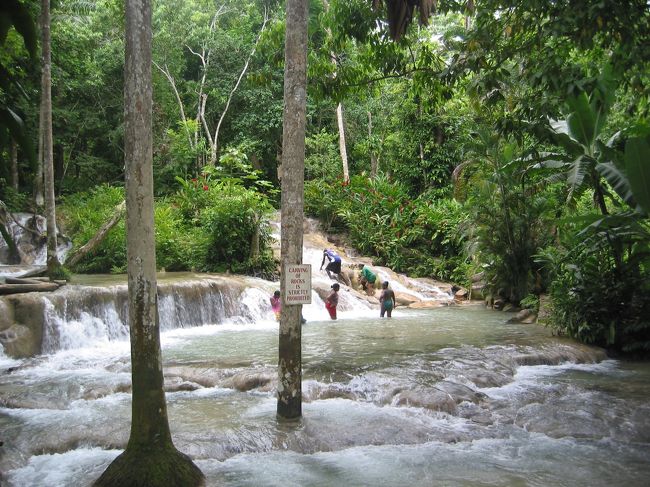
0, 213, 72, 278
1, 219, 649, 486
1, 305, 649, 487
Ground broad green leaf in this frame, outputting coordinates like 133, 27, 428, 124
596, 162, 636, 209
566, 92, 597, 150
548, 119, 583, 157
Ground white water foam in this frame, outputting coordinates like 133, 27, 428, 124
479, 359, 622, 400
4, 447, 120, 487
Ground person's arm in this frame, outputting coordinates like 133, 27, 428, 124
320, 252, 326, 269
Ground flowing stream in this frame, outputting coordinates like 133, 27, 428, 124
1, 217, 649, 485
1, 300, 649, 486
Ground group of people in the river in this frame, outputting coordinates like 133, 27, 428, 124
270, 248, 396, 321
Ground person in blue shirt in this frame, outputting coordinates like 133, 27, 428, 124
320, 248, 342, 280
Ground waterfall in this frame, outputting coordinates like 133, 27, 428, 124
2, 214, 453, 357
0, 213, 72, 276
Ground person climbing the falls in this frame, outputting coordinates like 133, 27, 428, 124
379, 281, 396, 318
359, 265, 377, 296
320, 248, 342, 280
325, 283, 340, 320
270, 290, 281, 321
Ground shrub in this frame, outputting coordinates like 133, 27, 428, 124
172, 178, 276, 277
540, 206, 650, 356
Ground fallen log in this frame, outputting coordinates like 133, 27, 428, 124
0, 282, 60, 295
5, 277, 45, 285
65, 200, 125, 268
17, 266, 47, 279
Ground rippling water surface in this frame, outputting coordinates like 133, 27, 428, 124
1, 305, 649, 486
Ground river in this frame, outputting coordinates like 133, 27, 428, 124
1, 301, 649, 486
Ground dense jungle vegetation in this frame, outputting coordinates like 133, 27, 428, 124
1, 0, 649, 356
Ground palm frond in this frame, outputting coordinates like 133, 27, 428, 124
596, 162, 637, 210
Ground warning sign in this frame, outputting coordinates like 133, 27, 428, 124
283, 264, 312, 305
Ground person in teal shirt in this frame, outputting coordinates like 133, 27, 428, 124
359, 265, 377, 296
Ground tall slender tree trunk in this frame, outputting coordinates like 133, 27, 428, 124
40, 0, 62, 279
277, 0, 308, 421
94, 1, 204, 485
336, 103, 349, 182
34, 103, 44, 208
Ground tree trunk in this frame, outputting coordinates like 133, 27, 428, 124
10, 139, 19, 190
0, 282, 60, 295
40, 0, 62, 280
65, 201, 126, 269
277, 0, 308, 421
93, 1, 204, 485
34, 102, 44, 208
336, 103, 349, 183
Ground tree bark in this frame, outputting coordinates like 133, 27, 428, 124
277, 0, 308, 421
65, 200, 126, 268
0, 282, 60, 295
34, 102, 44, 208
93, 1, 204, 485
336, 103, 349, 183
40, 0, 62, 279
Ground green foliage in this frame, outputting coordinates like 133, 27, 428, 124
459, 129, 557, 305
0, 184, 29, 211
543, 235, 650, 356
60, 180, 276, 277
540, 123, 650, 356
0, 0, 38, 170
153, 202, 198, 272
155, 120, 208, 193
304, 179, 344, 232
48, 264, 72, 281
519, 294, 540, 314
305, 129, 341, 181
305, 174, 468, 282
170, 175, 276, 277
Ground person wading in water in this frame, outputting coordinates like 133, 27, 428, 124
379, 281, 396, 318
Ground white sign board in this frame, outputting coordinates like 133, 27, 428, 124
284, 264, 312, 305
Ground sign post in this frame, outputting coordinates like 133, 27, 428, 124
283, 263, 312, 305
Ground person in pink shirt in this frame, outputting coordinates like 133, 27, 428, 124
270, 290, 281, 321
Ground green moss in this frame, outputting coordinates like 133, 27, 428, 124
93, 446, 205, 487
